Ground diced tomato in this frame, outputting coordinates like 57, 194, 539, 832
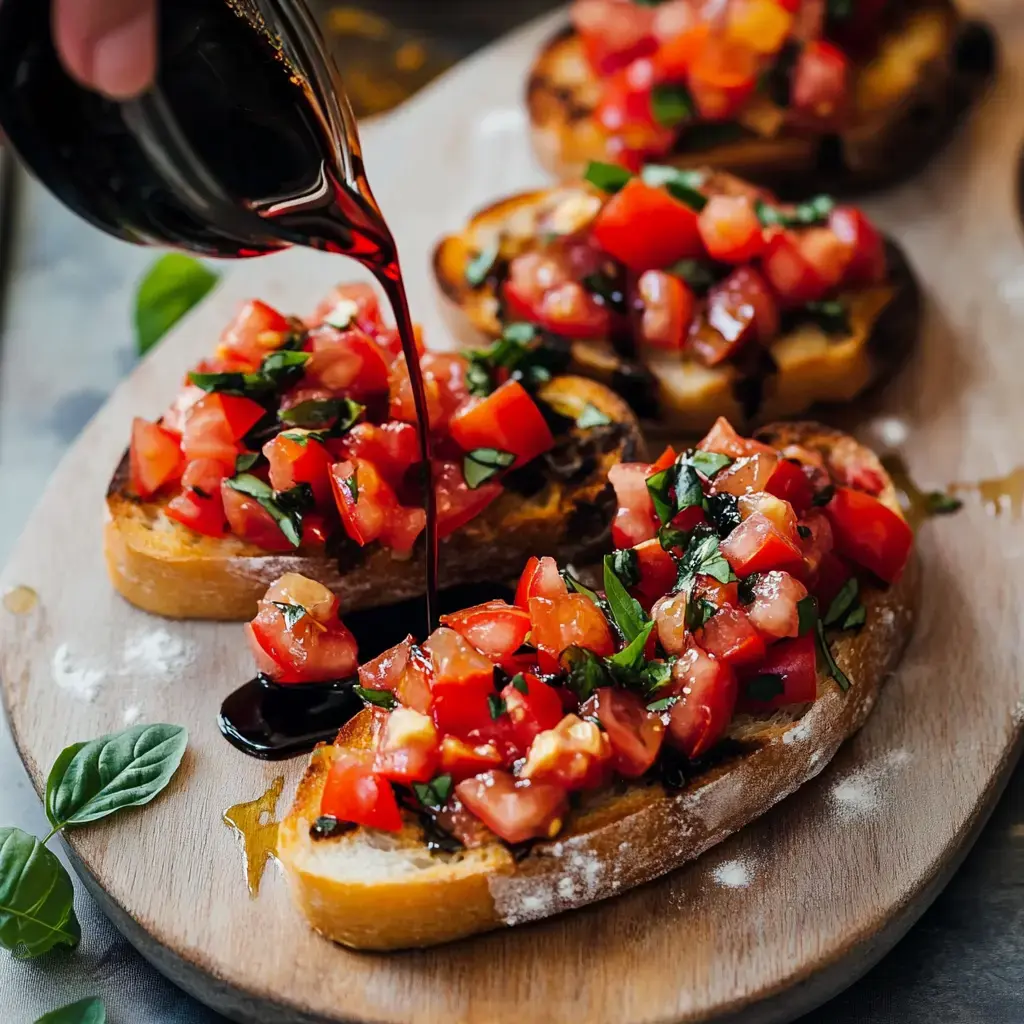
359, 636, 413, 694
792, 40, 849, 123
698, 195, 764, 264
812, 550, 853, 610
797, 226, 853, 291
720, 511, 803, 575
182, 393, 265, 467
440, 601, 532, 664
320, 751, 403, 833
529, 594, 615, 671
830, 207, 886, 287
309, 282, 383, 333
330, 458, 426, 556
688, 35, 759, 120
737, 491, 798, 537
592, 178, 705, 272
438, 736, 504, 782
632, 539, 677, 605
521, 714, 613, 791
580, 687, 664, 778
301, 513, 329, 546
745, 570, 809, 640
448, 380, 555, 469
245, 622, 281, 678
609, 461, 659, 548
689, 266, 779, 365
652, 22, 708, 80
796, 509, 834, 583
825, 487, 912, 584
357, 638, 433, 714
455, 771, 568, 844
515, 556, 569, 610
762, 229, 830, 306
502, 673, 565, 751
595, 59, 661, 133
221, 480, 294, 552
740, 633, 818, 710
713, 451, 780, 496
373, 707, 440, 785
219, 299, 290, 368
503, 257, 613, 340
433, 460, 503, 539
650, 445, 678, 474
425, 627, 498, 738
422, 352, 471, 420
696, 606, 766, 668
335, 421, 419, 491
693, 574, 740, 609
666, 646, 738, 759
165, 458, 228, 537
305, 326, 391, 398
574, 0, 658, 75
728, 0, 794, 53
387, 354, 444, 429
652, 591, 689, 656
697, 416, 774, 459
637, 270, 695, 349
765, 458, 815, 516
264, 431, 333, 506
160, 384, 205, 436
129, 418, 184, 498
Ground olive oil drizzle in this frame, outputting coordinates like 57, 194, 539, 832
223, 775, 285, 898
2, 585, 38, 615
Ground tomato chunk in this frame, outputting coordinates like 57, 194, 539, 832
330, 458, 426, 556
425, 627, 498, 738
745, 570, 809, 640
740, 633, 818, 710
765, 458, 814, 516
220, 299, 291, 368
666, 646, 738, 759
515, 555, 569, 610
529, 594, 615, 671
321, 751, 403, 833
521, 714, 613, 791
433, 460, 503, 540
632, 538, 677, 606
440, 601, 532, 664
720, 512, 803, 575
609, 461, 658, 548
580, 687, 664, 778
502, 673, 565, 751
448, 381, 555, 469
165, 458, 228, 537
825, 487, 912, 584
129, 418, 184, 498
439, 737, 504, 782
373, 707, 440, 785
637, 270, 695, 350
264, 431, 333, 506
182, 393, 265, 467
698, 194, 764, 264
222, 480, 295, 552
696, 606, 766, 669
455, 771, 568, 844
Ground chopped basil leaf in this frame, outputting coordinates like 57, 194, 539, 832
755, 194, 835, 228
926, 490, 963, 515
745, 674, 785, 702
675, 463, 705, 512
581, 271, 627, 315
641, 164, 707, 211
503, 322, 536, 345
647, 454, 707, 527
690, 450, 732, 480
666, 258, 724, 294
353, 686, 397, 710
646, 695, 678, 712
584, 161, 633, 194
563, 571, 604, 609
685, 597, 716, 632
235, 452, 260, 473
278, 397, 364, 432
705, 492, 742, 538
639, 658, 674, 698
189, 349, 309, 399
487, 694, 507, 720
676, 526, 733, 592
603, 554, 649, 643
463, 447, 516, 489
815, 620, 851, 691
646, 468, 676, 527
737, 573, 761, 604
798, 299, 850, 336
310, 814, 355, 839
824, 578, 859, 627
812, 484, 836, 507
224, 473, 305, 547
658, 524, 690, 551
607, 621, 654, 673
576, 402, 611, 429
271, 601, 308, 630
413, 773, 454, 810
465, 359, 493, 398
560, 645, 612, 702
797, 595, 818, 636
511, 674, 530, 695
465, 241, 500, 288
797, 524, 812, 539
842, 604, 867, 630
279, 429, 329, 447
650, 84, 695, 127
609, 548, 641, 588
465, 323, 568, 397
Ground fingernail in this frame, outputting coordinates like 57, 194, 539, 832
90, 11, 155, 99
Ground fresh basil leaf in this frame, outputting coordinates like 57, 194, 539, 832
609, 548, 641, 588
465, 241, 500, 288
35, 998, 106, 1024
464, 447, 516, 490
576, 402, 611, 429
640, 658, 674, 698
676, 527, 732, 592
413, 774, 454, 810
745, 674, 785, 702
737, 573, 760, 604
190, 349, 309, 399
705, 492, 742, 538
465, 359, 494, 398
225, 473, 303, 547
465, 325, 569, 398
45, 724, 188, 832
584, 161, 633, 194
235, 452, 260, 473
755, 194, 835, 228
824, 578, 859, 627
799, 299, 850, 336
812, 484, 836, 507
797, 596, 818, 636
666, 258, 724, 294
511, 673, 530, 694
843, 604, 867, 630
278, 397, 364, 432
650, 83, 695, 127
685, 597, 717, 632
353, 686, 397, 710
279, 430, 329, 447
641, 164, 707, 210
690, 450, 732, 479
646, 468, 676, 526
815, 620, 851, 691
658, 524, 690, 551
560, 646, 612, 702
134, 254, 219, 356
503, 322, 536, 345
563, 571, 604, 609
0, 828, 80, 958
674, 463, 705, 512
926, 490, 963, 515
646, 696, 678, 712
581, 271, 627, 315
603, 555, 648, 643
487, 694, 507, 720
272, 601, 308, 630
608, 621, 655, 672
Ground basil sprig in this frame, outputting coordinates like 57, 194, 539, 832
35, 997, 107, 1024
278, 396, 364, 433
647, 449, 733, 527
603, 554, 648, 643
464, 447, 516, 489
189, 349, 309, 400
224, 474, 313, 547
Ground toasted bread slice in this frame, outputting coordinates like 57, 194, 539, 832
434, 189, 920, 434
278, 422, 918, 950
527, 3, 994, 195
104, 376, 643, 621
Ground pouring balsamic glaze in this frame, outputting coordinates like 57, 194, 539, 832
0, 0, 443, 756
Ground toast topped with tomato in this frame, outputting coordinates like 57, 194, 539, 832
528, 0, 994, 194
105, 284, 643, 621
434, 166, 919, 433
276, 417, 917, 949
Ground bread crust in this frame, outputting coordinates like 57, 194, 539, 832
278, 422, 919, 950
103, 376, 643, 620
433, 190, 921, 433
526, 2, 994, 196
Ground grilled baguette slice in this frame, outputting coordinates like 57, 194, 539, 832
434, 189, 921, 434
278, 422, 918, 950
104, 375, 642, 621
527, 2, 994, 195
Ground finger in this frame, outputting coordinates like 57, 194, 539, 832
52, 0, 157, 99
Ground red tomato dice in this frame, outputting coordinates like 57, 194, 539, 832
502, 673, 565, 751
632, 538, 678, 605
609, 461, 659, 548
666, 646, 738, 759
698, 194, 764, 263
765, 458, 815, 516
330, 458, 426, 556
455, 770, 568, 844
792, 40, 849, 123
637, 270, 695, 349
812, 550, 854, 610
448, 380, 555, 469
830, 206, 887, 287
219, 299, 291, 369
264, 431, 333, 506
221, 480, 294, 552
762, 229, 830, 306
720, 511, 803, 575
529, 594, 616, 671
373, 707, 440, 785
740, 633, 818, 709
713, 451, 780, 496
129, 418, 184, 498
182, 393, 265, 467
653, 591, 690, 656
335, 421, 419, 491
574, 0, 658, 74
309, 283, 383, 333
697, 416, 774, 459
438, 736, 504, 782
515, 556, 569, 610
580, 687, 665, 778
696, 606, 767, 668
744, 570, 809, 640
521, 714, 613, 791
305, 326, 391, 398
387, 354, 444, 429
688, 35, 759, 119
433, 460, 503, 539
165, 457, 228, 537
503, 257, 613, 340
825, 487, 912, 584
425, 627, 498, 738
440, 601, 532, 664
320, 751, 403, 833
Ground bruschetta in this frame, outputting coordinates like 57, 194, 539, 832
528, 0, 995, 194
104, 284, 643, 621
276, 417, 918, 949
434, 166, 920, 433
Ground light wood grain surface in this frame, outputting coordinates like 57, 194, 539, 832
3, 3, 1024, 1022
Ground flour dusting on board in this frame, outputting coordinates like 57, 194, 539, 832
51, 644, 104, 702
830, 749, 911, 822
712, 858, 753, 889
123, 627, 194, 676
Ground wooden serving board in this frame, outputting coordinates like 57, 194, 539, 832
4, 4, 1024, 1022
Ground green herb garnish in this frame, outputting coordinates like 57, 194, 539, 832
650, 84, 695, 127
584, 161, 633, 194
464, 447, 516, 489
413, 774, 454, 810
511, 674, 530, 694
755, 194, 835, 228
745, 674, 785, 702
487, 694, 507, 720
607, 621, 655, 673
224, 473, 305, 547
685, 597, 717, 632
926, 491, 963, 515
608, 548, 641, 588
815, 620, 851, 691
134, 254, 219, 356
676, 527, 733, 593
641, 164, 707, 211
646, 696, 678, 712
235, 452, 261, 473
278, 396, 364, 432
603, 554, 649, 643
576, 402, 611, 429
797, 595, 818, 636
690, 450, 733, 479
353, 686, 398, 710
272, 601, 309, 630
560, 646, 612, 702
189, 349, 309, 399
465, 242, 500, 288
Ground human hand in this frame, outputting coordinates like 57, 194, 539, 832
52, 0, 156, 99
